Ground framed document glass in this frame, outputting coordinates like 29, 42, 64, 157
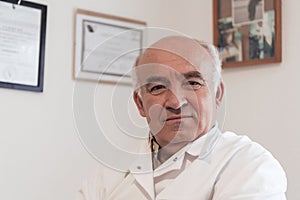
74, 9, 146, 84
0, 0, 47, 91
213, 0, 281, 68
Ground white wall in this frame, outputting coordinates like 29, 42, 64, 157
1, 0, 298, 199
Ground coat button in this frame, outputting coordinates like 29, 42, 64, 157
137, 166, 141, 170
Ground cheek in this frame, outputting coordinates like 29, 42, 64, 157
189, 93, 214, 119
142, 96, 166, 117
190, 96, 214, 136
144, 97, 161, 114
143, 101, 167, 134
146, 104, 166, 121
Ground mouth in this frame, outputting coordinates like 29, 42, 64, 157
165, 115, 193, 122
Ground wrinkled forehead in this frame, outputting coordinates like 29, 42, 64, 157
138, 37, 214, 68
133, 37, 215, 86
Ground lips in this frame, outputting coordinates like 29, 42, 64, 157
165, 115, 193, 121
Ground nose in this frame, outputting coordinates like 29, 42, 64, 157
165, 89, 187, 112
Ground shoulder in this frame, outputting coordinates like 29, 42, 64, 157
215, 131, 286, 178
216, 131, 276, 160
212, 131, 287, 198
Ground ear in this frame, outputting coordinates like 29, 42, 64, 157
215, 81, 225, 108
133, 91, 146, 117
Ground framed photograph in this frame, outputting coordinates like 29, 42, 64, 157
0, 0, 47, 92
74, 9, 146, 84
213, 0, 281, 67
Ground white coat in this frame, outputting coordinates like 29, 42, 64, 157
78, 129, 287, 200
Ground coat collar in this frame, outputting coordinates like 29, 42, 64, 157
126, 125, 221, 199
128, 141, 155, 199
187, 125, 221, 159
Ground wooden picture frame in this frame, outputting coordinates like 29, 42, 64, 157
0, 0, 47, 92
73, 9, 146, 84
213, 0, 281, 68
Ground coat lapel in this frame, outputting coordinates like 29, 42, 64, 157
156, 129, 221, 199
108, 141, 155, 200
129, 143, 155, 200
106, 172, 151, 199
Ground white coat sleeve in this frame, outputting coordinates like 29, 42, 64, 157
212, 143, 287, 200
76, 167, 108, 200
77, 165, 130, 200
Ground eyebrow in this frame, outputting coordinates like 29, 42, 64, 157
144, 71, 204, 85
182, 71, 205, 80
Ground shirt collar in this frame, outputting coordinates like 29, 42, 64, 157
153, 144, 189, 176
187, 124, 220, 159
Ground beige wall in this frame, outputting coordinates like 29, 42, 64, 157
0, 0, 298, 199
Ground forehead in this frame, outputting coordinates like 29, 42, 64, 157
135, 47, 214, 82
139, 36, 213, 65
138, 49, 197, 73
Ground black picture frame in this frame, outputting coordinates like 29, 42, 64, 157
0, 0, 47, 92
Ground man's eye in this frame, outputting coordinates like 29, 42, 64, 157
148, 85, 167, 95
188, 81, 201, 86
183, 80, 205, 90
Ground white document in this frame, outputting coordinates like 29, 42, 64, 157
74, 12, 145, 83
0, 1, 41, 86
81, 20, 142, 76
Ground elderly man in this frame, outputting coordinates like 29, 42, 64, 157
78, 36, 287, 199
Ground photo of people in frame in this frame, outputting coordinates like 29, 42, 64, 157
215, 0, 278, 65
218, 18, 243, 62
248, 11, 275, 59
232, 0, 264, 25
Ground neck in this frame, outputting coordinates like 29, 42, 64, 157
158, 142, 188, 163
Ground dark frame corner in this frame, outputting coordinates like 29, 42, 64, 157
0, 0, 47, 92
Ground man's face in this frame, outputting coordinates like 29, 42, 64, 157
134, 48, 221, 148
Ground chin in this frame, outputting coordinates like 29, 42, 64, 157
169, 130, 199, 144
154, 124, 200, 146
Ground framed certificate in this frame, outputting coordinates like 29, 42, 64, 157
74, 9, 146, 84
0, 0, 47, 92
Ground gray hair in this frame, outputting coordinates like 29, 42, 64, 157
194, 40, 222, 92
